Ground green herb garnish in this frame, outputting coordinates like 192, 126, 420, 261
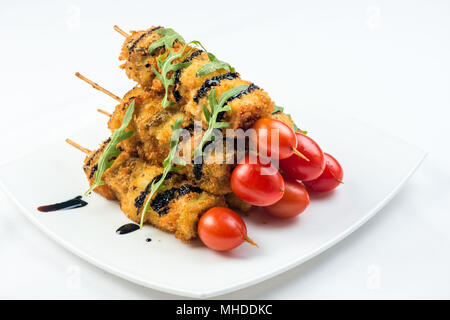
139, 116, 186, 228
148, 28, 185, 54
271, 104, 305, 133
148, 31, 235, 106
196, 52, 235, 77
272, 105, 284, 114
193, 85, 249, 158
152, 46, 194, 108
86, 101, 135, 195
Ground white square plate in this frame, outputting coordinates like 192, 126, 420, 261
0, 103, 425, 298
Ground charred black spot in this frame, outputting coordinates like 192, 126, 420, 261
193, 72, 239, 103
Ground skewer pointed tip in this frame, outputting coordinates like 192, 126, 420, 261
113, 25, 129, 37
74, 73, 122, 103
97, 108, 112, 117
65, 138, 91, 155
244, 236, 258, 248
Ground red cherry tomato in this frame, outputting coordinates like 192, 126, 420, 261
264, 177, 310, 219
198, 207, 249, 251
252, 118, 298, 159
231, 156, 285, 206
279, 133, 325, 181
303, 153, 343, 192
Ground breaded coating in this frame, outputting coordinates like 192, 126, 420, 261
119, 26, 167, 89
183, 77, 274, 129
118, 27, 275, 129
82, 139, 116, 200
87, 151, 225, 241
108, 87, 187, 164
226, 193, 253, 213
182, 147, 234, 195
81, 26, 294, 241
107, 88, 234, 195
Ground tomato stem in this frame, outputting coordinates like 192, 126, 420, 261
244, 236, 258, 248
291, 148, 310, 162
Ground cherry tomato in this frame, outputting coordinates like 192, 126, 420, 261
303, 153, 343, 192
198, 207, 250, 251
279, 133, 325, 181
231, 156, 285, 206
264, 177, 310, 219
252, 118, 298, 159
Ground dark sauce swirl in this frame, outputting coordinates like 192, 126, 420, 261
172, 50, 204, 102
226, 83, 260, 104
37, 196, 87, 212
216, 83, 260, 121
116, 223, 140, 235
193, 72, 240, 103
134, 173, 173, 215
150, 184, 203, 215
192, 140, 215, 180
127, 26, 162, 53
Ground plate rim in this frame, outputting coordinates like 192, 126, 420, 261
0, 149, 426, 298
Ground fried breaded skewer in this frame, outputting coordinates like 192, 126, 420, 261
66, 138, 226, 241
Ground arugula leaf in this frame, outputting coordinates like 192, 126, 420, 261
272, 105, 284, 114
148, 28, 185, 54
196, 52, 235, 77
193, 85, 249, 158
271, 104, 305, 133
139, 116, 185, 228
85, 101, 135, 195
152, 45, 194, 108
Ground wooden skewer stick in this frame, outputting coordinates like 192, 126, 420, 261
114, 25, 129, 37
97, 108, 112, 117
291, 148, 310, 162
75, 72, 122, 103
244, 236, 258, 248
65, 139, 91, 155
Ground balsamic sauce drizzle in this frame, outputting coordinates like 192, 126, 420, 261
172, 50, 204, 102
192, 140, 215, 180
116, 223, 140, 235
226, 83, 260, 104
127, 26, 162, 53
216, 83, 260, 122
89, 164, 98, 179
134, 173, 173, 215
193, 72, 239, 103
37, 196, 87, 212
150, 184, 203, 215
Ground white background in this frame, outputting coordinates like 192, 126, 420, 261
0, 0, 449, 299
